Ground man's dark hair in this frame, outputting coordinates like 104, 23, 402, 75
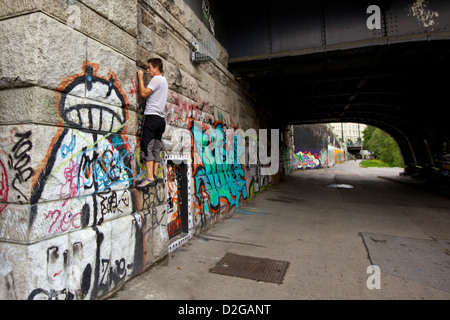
148, 58, 163, 73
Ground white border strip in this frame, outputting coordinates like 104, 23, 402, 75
168, 233, 192, 253
165, 153, 193, 253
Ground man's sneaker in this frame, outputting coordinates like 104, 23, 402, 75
136, 177, 155, 189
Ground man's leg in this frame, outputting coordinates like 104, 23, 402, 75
151, 138, 163, 180
146, 160, 154, 181
145, 137, 157, 181
153, 161, 159, 178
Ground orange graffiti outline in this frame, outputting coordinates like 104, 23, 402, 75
32, 61, 131, 189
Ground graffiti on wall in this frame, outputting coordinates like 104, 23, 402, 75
29, 61, 137, 230
0, 61, 156, 300
294, 149, 328, 169
0, 57, 288, 299
8, 127, 34, 203
202, 0, 215, 35
294, 147, 345, 170
0, 159, 8, 215
24, 215, 144, 300
164, 93, 251, 234
328, 146, 345, 166
294, 151, 321, 169
188, 119, 248, 234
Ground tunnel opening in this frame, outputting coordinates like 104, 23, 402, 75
208, 0, 450, 179
291, 122, 406, 171
227, 40, 450, 180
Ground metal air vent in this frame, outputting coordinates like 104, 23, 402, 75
191, 40, 216, 63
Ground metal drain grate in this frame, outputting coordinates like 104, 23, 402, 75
210, 253, 290, 284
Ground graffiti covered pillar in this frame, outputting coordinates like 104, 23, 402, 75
0, 0, 295, 300
0, 1, 172, 300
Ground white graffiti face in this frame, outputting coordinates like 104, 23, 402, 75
57, 63, 129, 134
0, 61, 147, 300
32, 61, 136, 237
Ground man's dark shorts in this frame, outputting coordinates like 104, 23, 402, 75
141, 114, 165, 163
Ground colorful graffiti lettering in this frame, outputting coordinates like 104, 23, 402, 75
294, 151, 321, 169
163, 93, 279, 234
188, 119, 247, 233
328, 146, 345, 166
294, 147, 345, 170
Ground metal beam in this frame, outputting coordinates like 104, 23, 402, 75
222, 0, 450, 62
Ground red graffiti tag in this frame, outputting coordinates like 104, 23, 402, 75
0, 159, 9, 214
53, 270, 63, 278
129, 76, 138, 97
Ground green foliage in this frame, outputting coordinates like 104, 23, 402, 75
359, 159, 392, 168
362, 126, 376, 148
362, 126, 404, 167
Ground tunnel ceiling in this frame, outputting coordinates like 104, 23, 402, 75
212, 0, 450, 167
228, 40, 450, 133
212, 0, 450, 137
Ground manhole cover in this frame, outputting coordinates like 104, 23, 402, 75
210, 253, 290, 284
327, 184, 354, 189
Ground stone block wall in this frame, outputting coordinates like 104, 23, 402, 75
0, 0, 294, 299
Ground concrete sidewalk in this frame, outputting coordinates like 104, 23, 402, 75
108, 161, 450, 300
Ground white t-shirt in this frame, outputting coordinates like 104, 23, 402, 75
144, 75, 168, 118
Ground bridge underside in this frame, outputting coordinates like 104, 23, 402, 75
214, 0, 450, 175
229, 41, 450, 173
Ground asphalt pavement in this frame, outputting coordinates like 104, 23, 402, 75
108, 160, 450, 300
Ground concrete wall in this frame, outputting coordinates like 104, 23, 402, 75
0, 0, 293, 299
